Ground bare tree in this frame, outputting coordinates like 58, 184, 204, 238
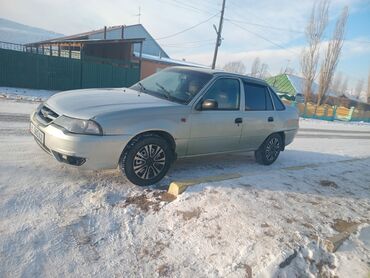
284, 67, 295, 75
250, 57, 261, 77
280, 60, 294, 75
367, 70, 370, 103
258, 63, 269, 79
301, 0, 329, 104
354, 78, 364, 100
223, 61, 246, 74
316, 6, 349, 106
340, 76, 348, 95
331, 72, 343, 95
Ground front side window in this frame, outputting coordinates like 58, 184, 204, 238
201, 78, 240, 110
130, 68, 212, 104
244, 82, 274, 111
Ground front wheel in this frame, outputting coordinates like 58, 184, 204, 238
255, 133, 282, 165
120, 135, 173, 186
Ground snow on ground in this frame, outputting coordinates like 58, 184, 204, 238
300, 118, 370, 131
0, 87, 57, 102
0, 98, 369, 277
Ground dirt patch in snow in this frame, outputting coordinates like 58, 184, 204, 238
141, 240, 170, 259
332, 219, 359, 233
176, 207, 203, 221
157, 264, 172, 277
319, 180, 338, 188
235, 263, 253, 278
121, 190, 176, 212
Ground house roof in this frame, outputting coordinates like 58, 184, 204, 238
266, 74, 338, 97
265, 74, 296, 95
133, 52, 210, 68
27, 24, 170, 58
266, 73, 368, 104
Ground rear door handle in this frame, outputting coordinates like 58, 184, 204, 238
268, 116, 274, 122
235, 117, 243, 124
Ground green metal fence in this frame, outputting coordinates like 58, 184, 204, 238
0, 48, 140, 91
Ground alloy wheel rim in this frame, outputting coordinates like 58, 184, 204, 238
265, 137, 280, 161
133, 144, 166, 180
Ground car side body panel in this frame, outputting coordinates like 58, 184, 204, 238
30, 67, 299, 170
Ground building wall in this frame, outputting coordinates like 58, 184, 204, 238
88, 25, 169, 58
140, 60, 173, 79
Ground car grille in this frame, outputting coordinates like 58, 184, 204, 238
36, 105, 59, 125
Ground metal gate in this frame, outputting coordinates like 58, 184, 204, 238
0, 48, 140, 91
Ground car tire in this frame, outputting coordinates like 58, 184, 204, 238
255, 133, 282, 165
120, 135, 173, 186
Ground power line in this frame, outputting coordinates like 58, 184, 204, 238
228, 20, 299, 55
156, 0, 214, 15
162, 39, 215, 46
224, 18, 304, 34
172, 0, 217, 14
161, 42, 214, 48
155, 13, 219, 41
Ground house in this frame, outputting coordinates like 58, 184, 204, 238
266, 73, 368, 108
28, 24, 208, 79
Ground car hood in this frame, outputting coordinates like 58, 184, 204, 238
45, 88, 181, 119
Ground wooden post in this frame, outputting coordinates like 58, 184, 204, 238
332, 106, 337, 121
139, 42, 143, 79
347, 107, 355, 121
303, 102, 307, 118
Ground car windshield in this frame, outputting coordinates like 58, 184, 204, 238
130, 68, 212, 104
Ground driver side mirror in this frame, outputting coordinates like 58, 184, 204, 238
201, 99, 218, 110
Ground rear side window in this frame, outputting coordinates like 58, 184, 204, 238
244, 83, 273, 111
269, 89, 285, 111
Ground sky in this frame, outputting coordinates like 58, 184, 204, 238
0, 0, 369, 94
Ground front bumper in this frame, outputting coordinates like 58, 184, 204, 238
30, 113, 131, 170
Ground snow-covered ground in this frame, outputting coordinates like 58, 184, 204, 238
0, 87, 57, 102
0, 99, 369, 277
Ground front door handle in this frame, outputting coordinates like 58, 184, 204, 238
268, 116, 274, 122
235, 117, 243, 124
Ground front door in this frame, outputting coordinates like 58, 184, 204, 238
187, 78, 243, 155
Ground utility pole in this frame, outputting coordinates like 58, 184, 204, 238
211, 0, 226, 69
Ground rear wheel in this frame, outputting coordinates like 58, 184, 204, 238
255, 133, 282, 165
120, 135, 173, 186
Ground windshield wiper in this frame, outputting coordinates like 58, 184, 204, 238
137, 82, 146, 93
155, 82, 171, 99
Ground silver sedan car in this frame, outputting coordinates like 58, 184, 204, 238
30, 67, 299, 186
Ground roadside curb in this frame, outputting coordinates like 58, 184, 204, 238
168, 173, 241, 196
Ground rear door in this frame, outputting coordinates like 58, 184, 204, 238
240, 82, 276, 150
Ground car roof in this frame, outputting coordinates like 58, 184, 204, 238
169, 66, 268, 86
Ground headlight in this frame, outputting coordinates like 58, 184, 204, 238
53, 116, 102, 135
